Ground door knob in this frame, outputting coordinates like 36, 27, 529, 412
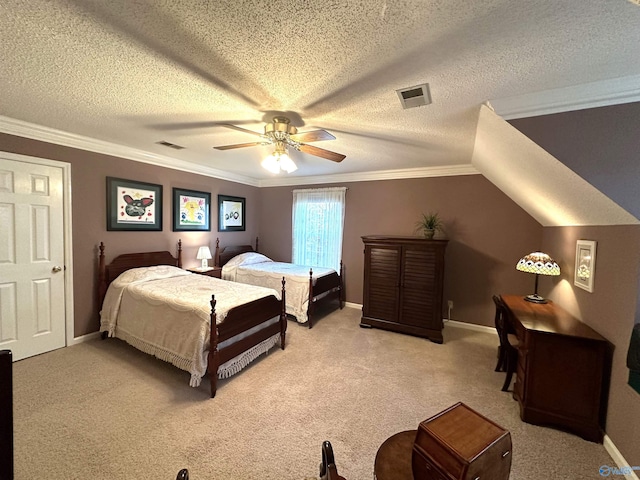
52, 266, 63, 273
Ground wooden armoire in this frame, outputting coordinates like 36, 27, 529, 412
360, 236, 447, 343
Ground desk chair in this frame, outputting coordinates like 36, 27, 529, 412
320, 441, 346, 480
176, 469, 189, 479
492, 295, 519, 391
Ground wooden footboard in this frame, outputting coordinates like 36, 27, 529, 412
208, 277, 287, 398
306, 261, 344, 329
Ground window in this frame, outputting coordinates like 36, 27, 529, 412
292, 187, 346, 271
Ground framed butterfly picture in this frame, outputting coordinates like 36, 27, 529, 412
106, 177, 163, 231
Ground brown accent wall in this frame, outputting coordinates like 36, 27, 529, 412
542, 225, 640, 464
258, 175, 543, 326
0, 133, 260, 336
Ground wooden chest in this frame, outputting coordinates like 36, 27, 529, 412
412, 402, 512, 480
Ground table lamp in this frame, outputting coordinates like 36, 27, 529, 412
515, 251, 560, 303
196, 246, 212, 270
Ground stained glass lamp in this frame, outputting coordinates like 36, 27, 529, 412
516, 252, 560, 304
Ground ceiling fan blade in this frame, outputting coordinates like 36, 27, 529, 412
222, 124, 264, 136
289, 129, 336, 143
214, 142, 264, 150
299, 144, 346, 162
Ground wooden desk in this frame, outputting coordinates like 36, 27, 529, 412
501, 295, 612, 443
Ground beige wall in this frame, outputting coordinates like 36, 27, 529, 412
542, 225, 640, 465
258, 175, 543, 325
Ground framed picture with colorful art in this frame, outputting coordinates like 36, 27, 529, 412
574, 239, 597, 292
106, 177, 163, 231
218, 194, 245, 232
172, 188, 211, 231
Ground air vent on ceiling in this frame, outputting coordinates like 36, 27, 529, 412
396, 83, 432, 109
156, 140, 185, 150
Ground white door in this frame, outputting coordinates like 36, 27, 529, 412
0, 157, 66, 360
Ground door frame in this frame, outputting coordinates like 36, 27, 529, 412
1, 151, 74, 348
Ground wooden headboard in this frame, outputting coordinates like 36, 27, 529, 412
97, 240, 182, 310
215, 237, 259, 267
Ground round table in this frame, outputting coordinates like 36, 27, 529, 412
373, 430, 417, 480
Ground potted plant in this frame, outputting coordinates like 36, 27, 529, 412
416, 212, 443, 239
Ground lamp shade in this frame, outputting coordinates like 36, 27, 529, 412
516, 252, 560, 276
516, 251, 560, 304
196, 246, 212, 270
196, 246, 212, 260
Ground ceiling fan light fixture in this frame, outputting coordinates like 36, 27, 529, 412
279, 153, 297, 173
261, 146, 297, 174
261, 154, 281, 174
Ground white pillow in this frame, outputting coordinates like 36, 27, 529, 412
225, 252, 273, 267
113, 265, 191, 285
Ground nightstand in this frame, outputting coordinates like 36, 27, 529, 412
186, 266, 222, 279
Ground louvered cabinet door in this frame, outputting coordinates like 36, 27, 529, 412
361, 236, 447, 343
400, 245, 439, 329
362, 244, 401, 322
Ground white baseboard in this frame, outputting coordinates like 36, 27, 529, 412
344, 302, 362, 310
444, 319, 497, 335
70, 331, 101, 345
603, 434, 640, 480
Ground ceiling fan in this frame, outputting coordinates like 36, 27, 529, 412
213, 116, 345, 173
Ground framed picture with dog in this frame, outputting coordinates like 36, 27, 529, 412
106, 177, 163, 231
172, 188, 211, 232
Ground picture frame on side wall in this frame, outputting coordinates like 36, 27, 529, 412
172, 188, 211, 232
574, 239, 597, 292
218, 195, 245, 232
107, 177, 163, 231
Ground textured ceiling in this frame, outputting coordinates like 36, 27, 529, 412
1, 0, 640, 185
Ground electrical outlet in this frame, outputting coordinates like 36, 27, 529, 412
448, 300, 454, 309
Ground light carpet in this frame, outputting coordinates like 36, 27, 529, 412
12, 305, 615, 479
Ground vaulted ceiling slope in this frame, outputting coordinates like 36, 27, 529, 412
473, 106, 639, 227
2, 0, 640, 186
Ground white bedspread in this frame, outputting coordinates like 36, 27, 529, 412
221, 254, 335, 323
100, 265, 281, 387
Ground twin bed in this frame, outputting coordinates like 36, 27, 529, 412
97, 238, 343, 397
97, 241, 286, 398
214, 237, 344, 328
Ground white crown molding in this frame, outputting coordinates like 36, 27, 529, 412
488, 74, 640, 120
0, 115, 479, 188
0, 115, 261, 187
258, 164, 479, 187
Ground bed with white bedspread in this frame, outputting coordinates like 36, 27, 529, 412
97, 242, 286, 397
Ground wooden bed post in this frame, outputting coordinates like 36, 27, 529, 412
280, 277, 287, 349
208, 295, 219, 398
214, 238, 220, 267
307, 268, 314, 329
97, 242, 106, 313
255, 237, 259, 253
177, 239, 182, 268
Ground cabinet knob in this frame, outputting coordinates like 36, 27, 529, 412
502, 450, 511, 457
